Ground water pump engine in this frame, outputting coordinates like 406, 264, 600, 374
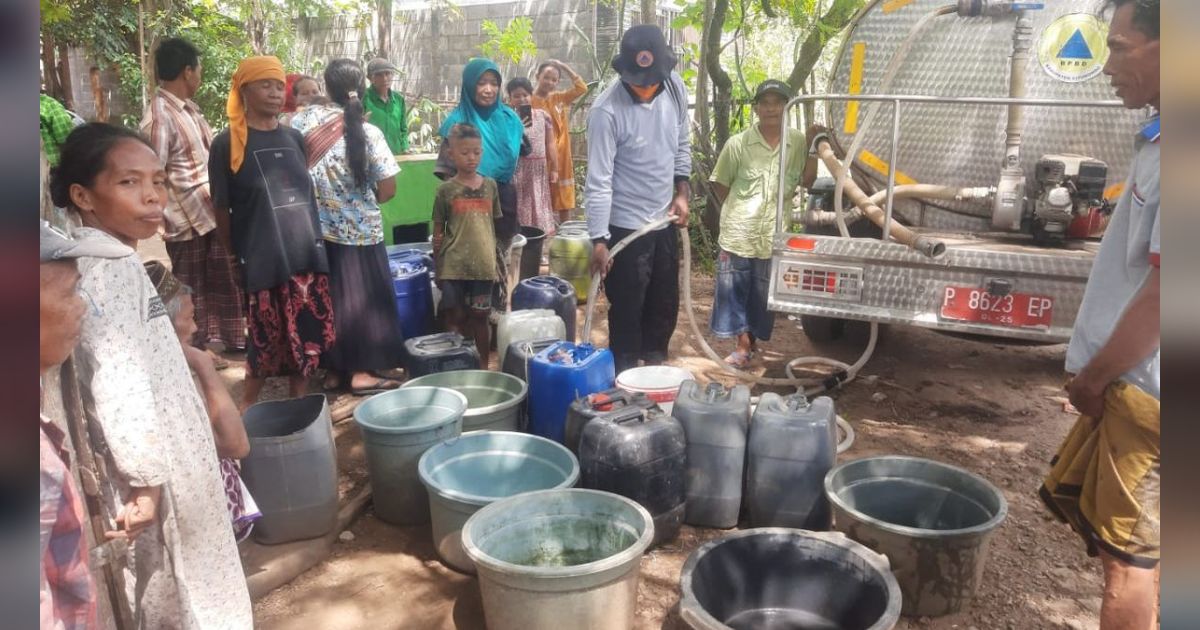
1030, 154, 1108, 242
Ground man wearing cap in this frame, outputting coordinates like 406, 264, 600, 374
586, 24, 692, 373
39, 222, 131, 630
708, 79, 804, 368
364, 57, 409, 155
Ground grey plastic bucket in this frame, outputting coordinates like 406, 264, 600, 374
679, 528, 902, 630
825, 456, 1008, 617
353, 387, 467, 525
418, 431, 579, 573
402, 370, 526, 433
462, 488, 654, 630
240, 394, 339, 544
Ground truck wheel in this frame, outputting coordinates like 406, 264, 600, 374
799, 315, 845, 343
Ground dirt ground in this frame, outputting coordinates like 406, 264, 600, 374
229, 267, 1102, 630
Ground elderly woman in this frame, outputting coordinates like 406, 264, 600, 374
145, 261, 261, 541
208, 56, 336, 410
435, 58, 528, 315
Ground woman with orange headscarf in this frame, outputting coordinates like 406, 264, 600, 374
207, 56, 335, 410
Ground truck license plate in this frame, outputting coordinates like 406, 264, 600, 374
940, 286, 1053, 329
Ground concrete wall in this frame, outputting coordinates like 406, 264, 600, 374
56, 0, 687, 123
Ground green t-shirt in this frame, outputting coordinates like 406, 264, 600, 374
432, 177, 502, 281
710, 125, 806, 259
364, 88, 409, 154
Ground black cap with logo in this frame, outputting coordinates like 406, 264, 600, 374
611, 25, 678, 87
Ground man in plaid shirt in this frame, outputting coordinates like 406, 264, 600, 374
40, 222, 133, 629
141, 38, 246, 360
39, 94, 76, 167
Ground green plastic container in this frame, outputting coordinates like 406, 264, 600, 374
353, 386, 467, 525
381, 153, 440, 245
548, 228, 593, 304
402, 370, 527, 433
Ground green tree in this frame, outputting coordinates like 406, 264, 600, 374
478, 17, 539, 64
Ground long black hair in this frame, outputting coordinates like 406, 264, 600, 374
49, 123, 153, 209
323, 59, 370, 188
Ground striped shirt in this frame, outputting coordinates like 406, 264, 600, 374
40, 415, 96, 630
140, 88, 217, 242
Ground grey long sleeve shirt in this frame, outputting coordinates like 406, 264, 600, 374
585, 72, 692, 240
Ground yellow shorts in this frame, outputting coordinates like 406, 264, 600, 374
1039, 381, 1160, 568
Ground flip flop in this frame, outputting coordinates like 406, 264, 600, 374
724, 350, 752, 369
350, 378, 401, 396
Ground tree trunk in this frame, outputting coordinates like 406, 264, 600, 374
248, 0, 269, 55
786, 0, 860, 93
58, 42, 75, 111
137, 0, 148, 109
640, 0, 657, 25
41, 34, 60, 98
696, 0, 712, 142
90, 67, 108, 122
378, 0, 393, 58
706, 0, 732, 151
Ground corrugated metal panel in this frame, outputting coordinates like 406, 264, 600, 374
826, 0, 1144, 227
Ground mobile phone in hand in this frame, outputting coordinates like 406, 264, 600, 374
518, 104, 533, 128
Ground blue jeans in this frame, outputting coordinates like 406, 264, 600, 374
710, 249, 775, 341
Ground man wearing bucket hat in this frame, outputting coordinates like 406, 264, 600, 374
708, 79, 805, 369
586, 24, 692, 374
364, 57, 409, 155
1039, 1, 1159, 629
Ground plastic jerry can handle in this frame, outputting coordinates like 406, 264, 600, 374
606, 405, 646, 425
588, 388, 632, 412
416, 335, 455, 351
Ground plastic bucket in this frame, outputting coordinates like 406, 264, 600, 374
679, 528, 901, 630
519, 225, 546, 281
240, 394, 339, 544
615, 366, 694, 416
353, 387, 467, 525
419, 431, 579, 573
462, 488, 654, 630
825, 456, 1008, 617
402, 370, 527, 433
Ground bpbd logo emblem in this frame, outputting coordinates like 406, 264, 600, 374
1037, 13, 1109, 83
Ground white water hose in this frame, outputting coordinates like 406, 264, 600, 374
579, 213, 862, 452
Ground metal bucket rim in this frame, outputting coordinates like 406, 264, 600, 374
462, 488, 654, 579
824, 455, 1009, 539
417, 430, 579, 506
352, 386, 468, 435
402, 370, 528, 418
677, 527, 902, 630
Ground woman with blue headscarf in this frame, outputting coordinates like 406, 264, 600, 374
436, 58, 529, 313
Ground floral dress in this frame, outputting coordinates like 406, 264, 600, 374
72, 227, 252, 629
513, 108, 556, 236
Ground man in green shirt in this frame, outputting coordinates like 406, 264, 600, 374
708, 79, 805, 368
40, 94, 78, 167
364, 58, 409, 155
